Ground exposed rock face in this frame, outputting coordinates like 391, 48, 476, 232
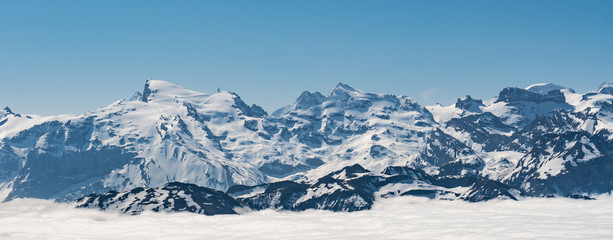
455, 95, 484, 112
496, 87, 566, 104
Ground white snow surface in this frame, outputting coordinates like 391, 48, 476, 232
525, 83, 568, 95
426, 104, 465, 123
480, 151, 525, 180
2, 196, 613, 240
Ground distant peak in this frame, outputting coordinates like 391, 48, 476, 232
525, 83, 573, 95
3, 106, 13, 114
140, 80, 204, 103
455, 95, 483, 112
142, 79, 181, 91
599, 82, 613, 95
458, 95, 475, 102
327, 82, 362, 98
330, 82, 356, 92
1, 106, 19, 117
129, 91, 143, 101
141, 80, 154, 102
292, 91, 326, 110
599, 82, 613, 89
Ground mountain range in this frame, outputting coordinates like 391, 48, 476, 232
2, 80, 613, 214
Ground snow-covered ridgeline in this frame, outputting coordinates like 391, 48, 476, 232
1, 80, 613, 205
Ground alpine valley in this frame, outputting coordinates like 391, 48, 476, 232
2, 80, 613, 215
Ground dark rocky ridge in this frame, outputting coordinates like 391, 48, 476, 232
77, 163, 524, 215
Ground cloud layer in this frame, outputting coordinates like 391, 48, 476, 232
1, 196, 612, 240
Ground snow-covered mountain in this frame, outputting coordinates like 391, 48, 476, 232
428, 82, 613, 196
76, 182, 241, 215
2, 80, 613, 212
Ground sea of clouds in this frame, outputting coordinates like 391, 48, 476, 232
1, 195, 612, 240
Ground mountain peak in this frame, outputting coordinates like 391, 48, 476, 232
140, 80, 206, 103
327, 82, 361, 98
455, 95, 483, 112
292, 91, 326, 110
0, 106, 20, 119
330, 82, 356, 92
3, 107, 13, 114
129, 91, 143, 101
525, 83, 573, 95
599, 82, 613, 95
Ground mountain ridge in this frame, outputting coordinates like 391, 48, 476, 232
1, 80, 613, 213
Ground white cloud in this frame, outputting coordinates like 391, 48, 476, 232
421, 88, 439, 100
1, 196, 612, 239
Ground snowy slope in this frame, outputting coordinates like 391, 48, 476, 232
526, 83, 570, 95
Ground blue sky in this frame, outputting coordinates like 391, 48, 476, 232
1, 0, 612, 115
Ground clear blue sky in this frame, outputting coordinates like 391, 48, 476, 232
1, 0, 612, 115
